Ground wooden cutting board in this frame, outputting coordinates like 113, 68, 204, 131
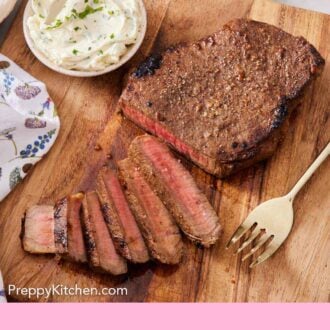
0, 0, 329, 302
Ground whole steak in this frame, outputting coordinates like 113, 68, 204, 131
119, 19, 325, 177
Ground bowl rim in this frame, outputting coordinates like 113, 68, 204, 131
23, 0, 147, 77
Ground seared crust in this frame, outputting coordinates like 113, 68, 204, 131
66, 193, 88, 263
120, 19, 325, 177
54, 198, 68, 254
81, 196, 99, 267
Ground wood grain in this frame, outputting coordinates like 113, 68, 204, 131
0, 0, 329, 302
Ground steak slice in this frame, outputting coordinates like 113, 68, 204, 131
97, 168, 149, 263
54, 198, 68, 254
66, 193, 87, 263
118, 159, 183, 264
81, 191, 127, 275
128, 135, 222, 247
22, 205, 57, 254
120, 19, 325, 177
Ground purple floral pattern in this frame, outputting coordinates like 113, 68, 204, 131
15, 84, 41, 100
25, 118, 47, 128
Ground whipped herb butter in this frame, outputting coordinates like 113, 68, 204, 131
28, 0, 142, 71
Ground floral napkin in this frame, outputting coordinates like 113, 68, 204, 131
0, 54, 60, 301
0, 54, 60, 202
0, 271, 5, 303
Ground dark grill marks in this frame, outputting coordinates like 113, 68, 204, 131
81, 191, 127, 275
97, 168, 149, 263
118, 159, 183, 265
271, 100, 289, 129
133, 55, 163, 78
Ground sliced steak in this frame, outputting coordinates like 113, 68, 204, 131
118, 159, 183, 264
120, 19, 325, 177
54, 198, 68, 254
22, 205, 57, 254
81, 191, 127, 275
97, 168, 149, 263
128, 135, 222, 247
66, 193, 87, 263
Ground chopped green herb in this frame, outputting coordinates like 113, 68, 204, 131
68, 9, 77, 19
72, 49, 79, 55
46, 19, 62, 30
98, 50, 103, 55
78, 5, 103, 19
110, 33, 115, 39
108, 10, 115, 15
93, 0, 99, 3
74, 26, 81, 31
39, 14, 45, 19
85, 0, 88, 3
88, 46, 92, 51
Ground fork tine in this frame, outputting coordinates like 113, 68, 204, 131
249, 242, 280, 268
226, 222, 257, 248
226, 227, 248, 248
242, 235, 270, 261
235, 228, 260, 254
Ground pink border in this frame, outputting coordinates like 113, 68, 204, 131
0, 303, 328, 329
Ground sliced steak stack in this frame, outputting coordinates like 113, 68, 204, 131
128, 135, 222, 247
97, 168, 149, 263
21, 135, 222, 273
118, 159, 183, 264
119, 19, 325, 177
81, 191, 127, 275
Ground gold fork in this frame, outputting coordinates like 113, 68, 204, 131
227, 142, 330, 268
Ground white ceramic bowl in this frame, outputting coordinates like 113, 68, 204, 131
0, 0, 17, 24
23, 0, 147, 77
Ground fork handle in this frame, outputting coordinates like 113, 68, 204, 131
286, 142, 330, 202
